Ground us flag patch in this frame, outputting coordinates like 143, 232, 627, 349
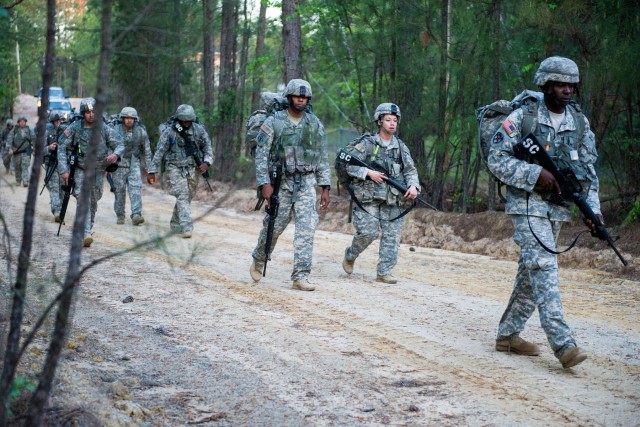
502, 119, 516, 136
260, 124, 271, 135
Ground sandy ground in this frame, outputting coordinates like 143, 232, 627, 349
1, 94, 639, 425
1, 171, 639, 426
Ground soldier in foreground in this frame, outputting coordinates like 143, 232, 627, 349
249, 79, 331, 291
110, 107, 152, 225
1, 119, 15, 174
147, 105, 213, 238
58, 98, 124, 247
43, 113, 64, 222
488, 57, 600, 369
6, 116, 35, 187
341, 103, 419, 284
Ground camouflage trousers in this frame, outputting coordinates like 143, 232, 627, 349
112, 157, 143, 220
13, 152, 30, 185
2, 148, 11, 173
44, 162, 62, 215
166, 165, 197, 233
71, 168, 105, 238
252, 178, 319, 281
497, 215, 576, 358
345, 203, 404, 276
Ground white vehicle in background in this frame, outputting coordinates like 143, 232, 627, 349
34, 87, 74, 120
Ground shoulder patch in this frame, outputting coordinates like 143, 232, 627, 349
502, 119, 516, 137
492, 132, 503, 144
260, 124, 272, 135
64, 128, 71, 138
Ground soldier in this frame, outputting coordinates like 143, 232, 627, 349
58, 98, 124, 247
488, 57, 599, 369
111, 107, 152, 225
1, 119, 15, 174
341, 103, 420, 284
44, 113, 64, 222
147, 105, 213, 238
249, 79, 331, 291
6, 115, 36, 187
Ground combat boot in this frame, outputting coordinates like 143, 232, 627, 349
495, 334, 542, 356
22, 182, 29, 187
250, 260, 264, 282
54, 215, 61, 223
376, 274, 398, 284
292, 279, 315, 291
117, 217, 125, 225
559, 346, 587, 368
342, 248, 354, 274
83, 236, 93, 248
182, 231, 192, 239
132, 215, 145, 226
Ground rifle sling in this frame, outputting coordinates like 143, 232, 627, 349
525, 192, 587, 255
345, 182, 415, 222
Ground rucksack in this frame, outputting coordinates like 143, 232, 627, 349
477, 90, 543, 173
244, 92, 313, 157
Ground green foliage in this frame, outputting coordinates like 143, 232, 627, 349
623, 199, 640, 228
8, 375, 37, 417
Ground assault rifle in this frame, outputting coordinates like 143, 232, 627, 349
261, 151, 283, 277
40, 154, 58, 195
336, 149, 437, 211
173, 121, 213, 192
57, 140, 79, 236
513, 133, 627, 266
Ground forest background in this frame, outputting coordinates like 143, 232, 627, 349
1, 0, 639, 221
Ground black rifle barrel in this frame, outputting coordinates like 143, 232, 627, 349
262, 158, 283, 277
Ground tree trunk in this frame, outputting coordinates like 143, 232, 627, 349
25, 0, 113, 423
203, 0, 216, 125
250, 0, 267, 111
282, 0, 302, 82
433, 0, 451, 209
487, 0, 501, 211
215, 0, 239, 179
237, 0, 250, 154
0, 0, 56, 423
172, 0, 182, 105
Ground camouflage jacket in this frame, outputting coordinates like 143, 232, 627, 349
149, 121, 213, 174
345, 133, 420, 205
254, 110, 331, 189
488, 102, 600, 221
7, 126, 36, 152
57, 120, 124, 173
112, 123, 153, 169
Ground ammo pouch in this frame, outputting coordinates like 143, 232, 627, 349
283, 145, 318, 174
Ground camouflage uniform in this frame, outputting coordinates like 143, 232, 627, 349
7, 117, 36, 186
111, 108, 153, 223
343, 131, 420, 278
251, 86, 331, 282
488, 57, 599, 361
44, 118, 64, 216
148, 106, 213, 234
58, 106, 124, 239
1, 120, 14, 173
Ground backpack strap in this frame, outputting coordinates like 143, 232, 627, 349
521, 102, 538, 136
568, 102, 585, 138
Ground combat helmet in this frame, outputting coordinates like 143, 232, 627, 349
17, 115, 27, 123
6, 119, 15, 126
119, 106, 139, 120
373, 103, 401, 122
80, 98, 96, 114
534, 56, 579, 87
175, 104, 196, 121
282, 79, 313, 99
49, 112, 61, 123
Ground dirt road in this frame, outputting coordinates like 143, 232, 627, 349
1, 170, 639, 426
